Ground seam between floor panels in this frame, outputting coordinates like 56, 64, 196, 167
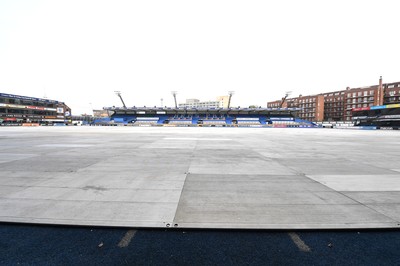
169, 139, 198, 228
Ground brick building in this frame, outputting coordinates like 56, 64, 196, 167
343, 85, 380, 121
267, 77, 400, 122
383, 81, 400, 105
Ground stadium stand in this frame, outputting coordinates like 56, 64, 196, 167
104, 107, 315, 127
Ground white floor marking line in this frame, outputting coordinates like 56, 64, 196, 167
288, 232, 311, 252
118, 230, 137, 248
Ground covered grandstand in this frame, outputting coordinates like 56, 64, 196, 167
352, 104, 400, 129
101, 106, 315, 127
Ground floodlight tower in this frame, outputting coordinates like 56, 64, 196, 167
280, 91, 292, 108
227, 91, 235, 108
114, 91, 127, 109
171, 91, 178, 108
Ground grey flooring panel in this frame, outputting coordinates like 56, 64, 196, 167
0, 171, 67, 179
365, 204, 400, 222
277, 159, 397, 175
36, 178, 185, 190
307, 175, 400, 191
342, 192, 400, 204
0, 157, 100, 172
0, 199, 176, 227
173, 205, 398, 229
0, 153, 38, 164
1, 127, 400, 229
173, 173, 400, 229
0, 186, 28, 197
5, 187, 182, 203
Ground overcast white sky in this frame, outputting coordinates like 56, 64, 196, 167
0, 0, 399, 115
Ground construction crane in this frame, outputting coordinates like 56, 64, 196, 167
171, 91, 178, 108
280, 91, 292, 108
114, 91, 127, 109
228, 91, 235, 108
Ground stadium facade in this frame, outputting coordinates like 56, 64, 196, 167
268, 77, 400, 122
0, 93, 71, 125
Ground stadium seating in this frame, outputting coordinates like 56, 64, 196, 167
202, 120, 227, 126
236, 118, 262, 126
133, 117, 159, 126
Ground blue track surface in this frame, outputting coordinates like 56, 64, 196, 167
0, 224, 399, 265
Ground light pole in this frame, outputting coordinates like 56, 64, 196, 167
114, 91, 127, 109
228, 91, 235, 108
171, 91, 178, 108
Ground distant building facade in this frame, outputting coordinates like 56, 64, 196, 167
267, 77, 400, 122
216, 96, 230, 108
93, 109, 111, 117
0, 93, 70, 124
178, 96, 229, 108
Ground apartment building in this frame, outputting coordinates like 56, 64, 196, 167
343, 85, 380, 121
178, 96, 229, 109
297, 95, 325, 122
383, 81, 400, 105
267, 77, 400, 122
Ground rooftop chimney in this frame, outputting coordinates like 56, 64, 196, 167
378, 76, 383, 106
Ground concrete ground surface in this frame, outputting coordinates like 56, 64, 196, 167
0, 127, 400, 229
1, 224, 400, 266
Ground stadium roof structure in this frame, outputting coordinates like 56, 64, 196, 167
104, 106, 302, 115
0, 92, 65, 104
